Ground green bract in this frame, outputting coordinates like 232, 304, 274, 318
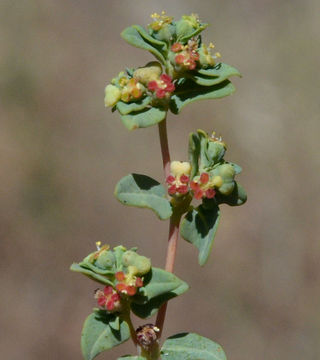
161, 333, 227, 360
81, 311, 130, 360
114, 173, 172, 220
105, 13, 240, 130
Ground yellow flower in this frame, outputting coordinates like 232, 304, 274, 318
149, 11, 173, 31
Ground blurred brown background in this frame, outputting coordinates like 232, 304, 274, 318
1, 0, 319, 359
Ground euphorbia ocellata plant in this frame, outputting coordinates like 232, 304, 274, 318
71, 12, 247, 360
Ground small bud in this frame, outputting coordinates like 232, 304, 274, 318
122, 251, 151, 275
175, 14, 201, 40
104, 84, 121, 107
212, 175, 223, 188
133, 62, 162, 85
95, 249, 115, 269
170, 161, 191, 177
214, 164, 235, 195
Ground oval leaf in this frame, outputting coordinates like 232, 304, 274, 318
180, 204, 220, 266
81, 311, 130, 360
116, 97, 151, 115
131, 267, 189, 318
191, 63, 241, 87
114, 174, 172, 220
178, 23, 208, 43
120, 107, 167, 130
70, 263, 114, 286
170, 80, 235, 114
118, 357, 146, 360
215, 182, 247, 206
188, 132, 201, 179
121, 25, 167, 64
197, 62, 241, 78
161, 333, 227, 360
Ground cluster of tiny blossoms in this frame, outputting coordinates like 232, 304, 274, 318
105, 70, 175, 108
95, 270, 143, 312
190, 173, 221, 200
149, 11, 173, 31
148, 74, 175, 99
95, 266, 143, 312
166, 161, 224, 201
171, 40, 200, 70
95, 286, 121, 312
166, 161, 191, 196
171, 40, 221, 70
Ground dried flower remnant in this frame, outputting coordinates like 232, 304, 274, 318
136, 323, 160, 348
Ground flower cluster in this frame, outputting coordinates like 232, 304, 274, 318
148, 74, 175, 99
171, 40, 221, 71
115, 270, 143, 296
104, 72, 146, 107
166, 161, 191, 196
95, 286, 121, 312
190, 172, 223, 200
149, 11, 173, 31
171, 39, 200, 70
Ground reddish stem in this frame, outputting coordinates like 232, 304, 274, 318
155, 214, 181, 337
158, 118, 171, 179
155, 118, 181, 338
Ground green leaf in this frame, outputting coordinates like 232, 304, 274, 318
121, 25, 167, 64
131, 267, 189, 318
227, 162, 242, 175
116, 97, 151, 115
215, 182, 247, 206
70, 263, 114, 286
188, 132, 200, 179
180, 204, 220, 266
81, 311, 130, 360
78, 260, 115, 276
170, 80, 235, 114
114, 174, 172, 220
161, 333, 227, 360
118, 357, 145, 360
197, 62, 241, 78
178, 24, 209, 43
120, 107, 167, 130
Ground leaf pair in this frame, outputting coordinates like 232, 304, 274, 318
121, 333, 227, 360
83, 314, 227, 360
